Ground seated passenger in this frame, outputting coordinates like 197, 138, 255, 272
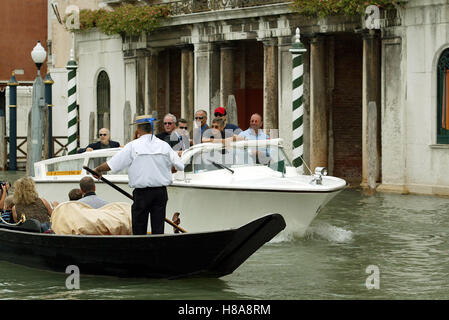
77, 128, 120, 153
12, 177, 54, 231
1, 195, 14, 223
78, 176, 108, 209
238, 113, 269, 141
213, 107, 241, 135
68, 188, 83, 201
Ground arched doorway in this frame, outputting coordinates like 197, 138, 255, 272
96, 70, 110, 131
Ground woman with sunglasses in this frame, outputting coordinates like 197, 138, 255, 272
77, 128, 120, 153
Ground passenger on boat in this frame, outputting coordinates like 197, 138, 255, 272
194, 109, 209, 134
0, 195, 14, 223
78, 176, 108, 209
203, 118, 241, 143
68, 188, 83, 201
0, 182, 11, 212
238, 113, 270, 141
213, 107, 241, 136
11, 177, 53, 231
172, 118, 190, 155
92, 115, 184, 235
77, 128, 120, 153
156, 113, 182, 149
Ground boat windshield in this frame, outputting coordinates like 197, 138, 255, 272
46, 158, 84, 176
87, 156, 129, 175
188, 144, 292, 174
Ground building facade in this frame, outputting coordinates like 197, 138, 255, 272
50, 0, 449, 196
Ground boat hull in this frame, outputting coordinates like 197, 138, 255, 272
0, 214, 285, 278
35, 180, 342, 236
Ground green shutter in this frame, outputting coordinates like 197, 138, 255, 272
437, 49, 449, 144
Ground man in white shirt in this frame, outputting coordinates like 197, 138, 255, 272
92, 115, 184, 235
238, 113, 269, 140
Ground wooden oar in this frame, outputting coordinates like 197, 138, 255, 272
83, 166, 187, 233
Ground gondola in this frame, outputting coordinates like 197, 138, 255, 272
0, 213, 285, 279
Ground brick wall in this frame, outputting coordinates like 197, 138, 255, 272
332, 34, 363, 183
0, 0, 47, 84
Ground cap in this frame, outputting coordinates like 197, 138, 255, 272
214, 107, 226, 115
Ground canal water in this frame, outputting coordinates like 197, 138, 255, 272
0, 171, 448, 300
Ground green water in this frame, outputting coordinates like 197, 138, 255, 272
1, 171, 448, 299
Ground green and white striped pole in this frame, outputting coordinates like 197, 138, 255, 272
290, 28, 307, 173
66, 46, 78, 155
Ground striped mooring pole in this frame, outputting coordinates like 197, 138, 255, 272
7, 72, 19, 171
66, 47, 78, 155
290, 27, 307, 173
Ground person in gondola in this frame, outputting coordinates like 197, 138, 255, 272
11, 177, 55, 232
1, 195, 14, 223
92, 115, 184, 235
68, 188, 83, 201
78, 176, 108, 209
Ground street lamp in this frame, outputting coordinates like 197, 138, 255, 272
29, 41, 47, 176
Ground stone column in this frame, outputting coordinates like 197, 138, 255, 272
194, 42, 220, 121
362, 30, 381, 187
309, 35, 328, 172
263, 38, 279, 132
181, 47, 194, 129
147, 49, 159, 116
136, 49, 148, 116
220, 43, 235, 109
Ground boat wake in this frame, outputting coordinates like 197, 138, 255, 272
269, 223, 353, 244
304, 222, 354, 243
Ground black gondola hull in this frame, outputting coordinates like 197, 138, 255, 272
0, 213, 285, 278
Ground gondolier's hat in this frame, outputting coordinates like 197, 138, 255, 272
130, 115, 158, 125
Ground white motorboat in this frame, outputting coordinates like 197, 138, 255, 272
33, 139, 346, 236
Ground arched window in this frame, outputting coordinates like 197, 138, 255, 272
96, 70, 110, 130
437, 49, 449, 144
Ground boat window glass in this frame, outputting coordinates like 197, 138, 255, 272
46, 159, 84, 176
266, 146, 292, 173
190, 144, 292, 174
183, 155, 193, 173
87, 157, 129, 175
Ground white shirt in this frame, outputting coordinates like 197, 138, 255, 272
107, 134, 184, 188
238, 128, 269, 140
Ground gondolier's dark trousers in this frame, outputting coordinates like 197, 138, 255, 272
132, 186, 168, 235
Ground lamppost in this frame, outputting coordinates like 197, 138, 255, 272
29, 41, 47, 176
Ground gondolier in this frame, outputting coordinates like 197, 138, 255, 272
92, 115, 184, 235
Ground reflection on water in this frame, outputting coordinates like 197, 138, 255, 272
0, 170, 449, 299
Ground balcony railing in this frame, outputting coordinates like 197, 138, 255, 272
157, 0, 291, 15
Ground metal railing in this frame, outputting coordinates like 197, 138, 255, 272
159, 0, 291, 15
3, 136, 69, 170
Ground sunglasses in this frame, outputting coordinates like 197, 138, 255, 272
164, 122, 173, 125
211, 125, 221, 129
179, 126, 188, 129
214, 113, 225, 117
99, 133, 108, 136
195, 117, 204, 120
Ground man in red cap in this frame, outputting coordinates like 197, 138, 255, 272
213, 107, 241, 139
